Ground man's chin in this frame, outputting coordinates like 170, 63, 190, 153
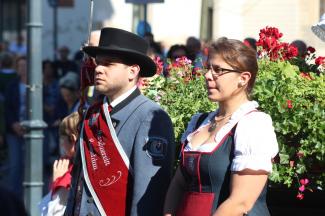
95, 85, 104, 92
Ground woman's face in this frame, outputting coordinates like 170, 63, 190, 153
204, 54, 243, 102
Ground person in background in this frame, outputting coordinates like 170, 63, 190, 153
290, 40, 307, 57
164, 37, 278, 216
186, 36, 207, 68
0, 185, 27, 216
54, 46, 78, 78
0, 53, 17, 149
144, 32, 163, 56
55, 72, 81, 123
165, 44, 189, 76
4, 56, 28, 199
42, 59, 60, 192
167, 44, 189, 62
63, 27, 175, 216
39, 120, 77, 216
0, 53, 17, 94
8, 35, 27, 57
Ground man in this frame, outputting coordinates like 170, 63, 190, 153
64, 27, 175, 216
4, 56, 27, 199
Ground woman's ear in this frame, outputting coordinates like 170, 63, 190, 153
238, 71, 251, 87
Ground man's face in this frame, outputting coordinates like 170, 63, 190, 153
94, 55, 133, 100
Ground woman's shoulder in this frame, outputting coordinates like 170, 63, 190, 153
238, 110, 273, 129
234, 109, 278, 155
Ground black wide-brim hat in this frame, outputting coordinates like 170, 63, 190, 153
83, 27, 156, 77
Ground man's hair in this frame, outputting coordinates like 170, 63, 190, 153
0, 52, 14, 68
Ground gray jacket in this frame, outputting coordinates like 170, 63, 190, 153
65, 89, 175, 216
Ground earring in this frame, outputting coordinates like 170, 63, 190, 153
238, 81, 244, 87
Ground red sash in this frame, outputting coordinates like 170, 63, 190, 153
80, 100, 132, 216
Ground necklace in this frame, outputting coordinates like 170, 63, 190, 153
208, 113, 233, 132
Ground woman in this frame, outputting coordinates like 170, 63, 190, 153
164, 37, 278, 216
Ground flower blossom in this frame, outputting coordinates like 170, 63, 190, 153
256, 26, 298, 61
315, 56, 325, 65
296, 151, 304, 158
287, 100, 293, 109
300, 178, 309, 185
307, 46, 316, 54
153, 56, 164, 75
299, 185, 305, 192
175, 56, 192, 67
296, 193, 304, 200
296, 178, 310, 200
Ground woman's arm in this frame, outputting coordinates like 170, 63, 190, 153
213, 169, 268, 216
163, 167, 187, 216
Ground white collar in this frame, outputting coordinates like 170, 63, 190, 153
199, 100, 259, 129
109, 86, 137, 108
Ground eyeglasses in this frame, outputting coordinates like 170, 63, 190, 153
205, 64, 242, 78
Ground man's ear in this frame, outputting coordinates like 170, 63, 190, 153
129, 64, 140, 80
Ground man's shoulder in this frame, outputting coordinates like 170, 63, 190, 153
116, 94, 169, 122
110, 94, 170, 124
133, 95, 166, 113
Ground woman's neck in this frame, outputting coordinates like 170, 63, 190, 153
218, 94, 249, 117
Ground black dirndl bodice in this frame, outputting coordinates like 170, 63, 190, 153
177, 127, 270, 216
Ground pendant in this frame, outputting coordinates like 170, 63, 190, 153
208, 121, 217, 132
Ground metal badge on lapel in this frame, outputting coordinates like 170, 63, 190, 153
111, 118, 120, 129
145, 137, 168, 160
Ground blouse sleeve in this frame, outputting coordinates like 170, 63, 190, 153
231, 112, 279, 173
47, 188, 69, 216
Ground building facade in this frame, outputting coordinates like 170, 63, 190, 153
1, 0, 324, 59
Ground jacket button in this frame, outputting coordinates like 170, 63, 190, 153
87, 197, 94, 203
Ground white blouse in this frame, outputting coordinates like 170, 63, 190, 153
181, 101, 279, 173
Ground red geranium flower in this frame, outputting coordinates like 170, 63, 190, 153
296, 193, 304, 200
300, 178, 309, 185
315, 56, 325, 65
287, 100, 293, 109
307, 46, 316, 53
257, 27, 298, 61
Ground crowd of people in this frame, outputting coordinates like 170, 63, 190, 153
0, 27, 313, 215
